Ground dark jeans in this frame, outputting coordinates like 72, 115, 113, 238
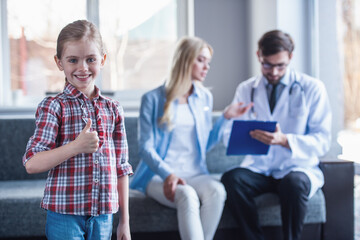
221, 168, 311, 240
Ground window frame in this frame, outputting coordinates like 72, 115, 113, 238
0, 0, 194, 115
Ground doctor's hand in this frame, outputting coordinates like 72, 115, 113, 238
250, 123, 290, 149
223, 102, 253, 120
164, 174, 186, 202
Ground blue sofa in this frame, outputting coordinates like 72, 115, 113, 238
0, 115, 354, 240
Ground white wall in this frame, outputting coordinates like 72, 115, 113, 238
194, 0, 250, 111
248, 0, 277, 76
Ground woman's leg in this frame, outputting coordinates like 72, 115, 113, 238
187, 175, 226, 240
147, 176, 204, 240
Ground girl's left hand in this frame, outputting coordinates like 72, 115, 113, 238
223, 102, 253, 120
117, 221, 131, 240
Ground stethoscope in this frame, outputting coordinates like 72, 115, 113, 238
250, 70, 304, 119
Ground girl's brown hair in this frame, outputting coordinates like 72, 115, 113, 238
56, 20, 104, 59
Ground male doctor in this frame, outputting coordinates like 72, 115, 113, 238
221, 30, 332, 240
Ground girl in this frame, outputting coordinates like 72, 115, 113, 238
130, 36, 251, 240
23, 20, 132, 240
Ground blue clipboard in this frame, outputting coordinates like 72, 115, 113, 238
226, 120, 277, 155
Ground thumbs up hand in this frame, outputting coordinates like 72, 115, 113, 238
73, 118, 99, 154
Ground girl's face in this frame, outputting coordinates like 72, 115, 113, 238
54, 39, 106, 98
191, 47, 211, 82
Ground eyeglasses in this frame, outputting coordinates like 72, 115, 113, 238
261, 62, 288, 71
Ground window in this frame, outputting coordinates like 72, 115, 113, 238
5, 0, 86, 108
340, 0, 360, 128
98, 0, 179, 110
337, 0, 360, 169
0, 0, 193, 112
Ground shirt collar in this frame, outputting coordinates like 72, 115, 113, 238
279, 68, 291, 86
63, 82, 102, 100
191, 81, 201, 98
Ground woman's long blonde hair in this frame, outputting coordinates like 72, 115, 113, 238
159, 36, 213, 129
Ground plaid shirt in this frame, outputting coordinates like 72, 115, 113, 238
23, 83, 133, 216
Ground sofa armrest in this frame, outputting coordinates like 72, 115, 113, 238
320, 159, 354, 240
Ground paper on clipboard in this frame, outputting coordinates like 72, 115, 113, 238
226, 120, 277, 155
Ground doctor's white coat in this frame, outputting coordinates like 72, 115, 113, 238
223, 69, 332, 198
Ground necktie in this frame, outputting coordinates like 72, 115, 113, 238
269, 84, 278, 113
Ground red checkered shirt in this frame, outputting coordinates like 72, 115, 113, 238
23, 83, 133, 216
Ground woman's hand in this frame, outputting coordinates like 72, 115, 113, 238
163, 174, 186, 202
223, 102, 253, 120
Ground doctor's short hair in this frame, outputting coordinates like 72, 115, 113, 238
258, 30, 294, 56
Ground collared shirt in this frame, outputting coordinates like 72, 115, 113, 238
223, 69, 331, 198
23, 82, 133, 216
266, 82, 285, 104
130, 82, 229, 193
163, 103, 202, 178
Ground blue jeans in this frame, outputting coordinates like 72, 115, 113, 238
45, 210, 113, 240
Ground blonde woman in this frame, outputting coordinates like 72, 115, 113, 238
130, 36, 251, 240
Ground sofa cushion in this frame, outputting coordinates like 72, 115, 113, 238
0, 115, 327, 238
122, 174, 326, 232
255, 190, 326, 226
0, 180, 47, 237
0, 178, 325, 237
0, 118, 48, 181
122, 188, 325, 233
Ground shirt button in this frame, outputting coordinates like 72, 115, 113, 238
94, 160, 99, 164
94, 179, 99, 183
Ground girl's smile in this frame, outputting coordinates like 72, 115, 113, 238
54, 38, 106, 99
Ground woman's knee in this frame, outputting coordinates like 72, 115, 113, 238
175, 185, 200, 207
206, 180, 227, 202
